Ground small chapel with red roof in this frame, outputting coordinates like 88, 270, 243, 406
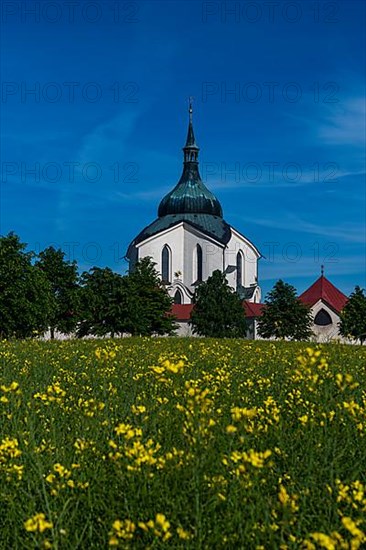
298, 267, 348, 342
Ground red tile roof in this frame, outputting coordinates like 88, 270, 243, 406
299, 276, 348, 313
171, 304, 193, 321
171, 301, 264, 321
243, 301, 264, 317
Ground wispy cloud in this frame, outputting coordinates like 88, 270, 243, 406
76, 109, 141, 166
317, 97, 366, 146
243, 214, 366, 244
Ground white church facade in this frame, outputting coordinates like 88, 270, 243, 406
126, 103, 261, 306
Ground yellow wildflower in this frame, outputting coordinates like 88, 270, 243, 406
341, 516, 365, 539
24, 513, 53, 533
226, 424, 237, 433
177, 526, 191, 539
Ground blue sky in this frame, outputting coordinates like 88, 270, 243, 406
1, 0, 365, 298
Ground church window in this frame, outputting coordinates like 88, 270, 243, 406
196, 244, 203, 282
174, 290, 182, 304
314, 309, 332, 326
236, 251, 243, 288
162, 245, 171, 283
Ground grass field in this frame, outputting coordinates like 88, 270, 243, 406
1, 338, 366, 549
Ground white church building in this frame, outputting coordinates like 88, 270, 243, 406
126, 103, 261, 307
41, 107, 352, 341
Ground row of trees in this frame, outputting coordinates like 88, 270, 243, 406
1, 232, 365, 342
0, 233, 176, 339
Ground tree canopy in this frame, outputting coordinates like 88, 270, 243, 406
125, 257, 176, 336
189, 270, 247, 338
36, 246, 80, 338
339, 286, 366, 344
258, 279, 313, 341
77, 258, 176, 338
77, 267, 128, 338
0, 233, 52, 338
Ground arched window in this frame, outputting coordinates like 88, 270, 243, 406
174, 290, 182, 304
161, 245, 171, 283
196, 244, 203, 282
314, 309, 332, 326
236, 251, 243, 288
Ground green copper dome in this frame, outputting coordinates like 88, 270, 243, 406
158, 166, 223, 217
158, 103, 223, 218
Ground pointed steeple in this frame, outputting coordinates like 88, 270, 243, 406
183, 98, 199, 163
157, 101, 223, 218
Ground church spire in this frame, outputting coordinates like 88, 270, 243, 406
157, 101, 223, 218
183, 97, 199, 162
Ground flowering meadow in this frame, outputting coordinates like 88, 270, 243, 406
1, 338, 366, 549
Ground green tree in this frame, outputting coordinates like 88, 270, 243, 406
36, 246, 80, 338
258, 279, 313, 341
77, 267, 128, 338
77, 258, 175, 338
126, 257, 176, 336
339, 286, 366, 344
189, 270, 247, 338
0, 233, 52, 338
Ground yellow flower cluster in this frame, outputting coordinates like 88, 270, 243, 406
34, 382, 66, 404
304, 519, 366, 550
278, 484, 299, 513
223, 448, 272, 476
77, 397, 105, 417
45, 462, 88, 495
0, 381, 21, 404
109, 519, 136, 544
108, 513, 177, 546
95, 347, 116, 360
24, 512, 53, 533
138, 513, 172, 541
335, 479, 366, 511
231, 406, 258, 421
0, 436, 23, 480
336, 373, 360, 391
